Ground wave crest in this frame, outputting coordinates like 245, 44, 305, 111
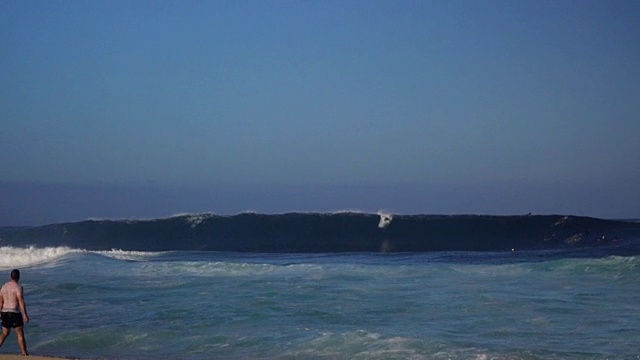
94, 249, 166, 261
0, 246, 80, 269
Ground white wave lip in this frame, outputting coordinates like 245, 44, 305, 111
0, 246, 168, 269
0, 246, 80, 269
94, 249, 166, 261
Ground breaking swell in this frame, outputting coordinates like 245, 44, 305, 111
1, 212, 639, 254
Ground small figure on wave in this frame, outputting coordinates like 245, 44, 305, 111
378, 212, 393, 229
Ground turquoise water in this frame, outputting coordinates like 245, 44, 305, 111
1, 247, 638, 359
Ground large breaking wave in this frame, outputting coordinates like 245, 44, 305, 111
1, 212, 639, 254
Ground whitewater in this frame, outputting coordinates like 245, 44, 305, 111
0, 246, 638, 359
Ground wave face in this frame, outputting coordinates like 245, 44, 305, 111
1, 213, 639, 253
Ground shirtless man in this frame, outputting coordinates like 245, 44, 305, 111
0, 269, 29, 356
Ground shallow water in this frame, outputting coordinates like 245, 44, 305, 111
0, 248, 638, 359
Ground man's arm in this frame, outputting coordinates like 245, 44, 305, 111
18, 290, 28, 324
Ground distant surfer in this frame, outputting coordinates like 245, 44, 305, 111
378, 212, 393, 229
0, 269, 29, 356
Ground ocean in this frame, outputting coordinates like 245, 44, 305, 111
0, 246, 638, 359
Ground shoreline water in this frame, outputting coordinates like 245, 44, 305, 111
0, 248, 637, 359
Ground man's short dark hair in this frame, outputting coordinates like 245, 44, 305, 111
10, 269, 20, 281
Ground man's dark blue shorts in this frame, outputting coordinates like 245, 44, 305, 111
1, 311, 24, 328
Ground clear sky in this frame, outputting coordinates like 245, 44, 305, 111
2, 0, 639, 225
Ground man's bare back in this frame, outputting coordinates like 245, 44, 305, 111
0, 269, 29, 356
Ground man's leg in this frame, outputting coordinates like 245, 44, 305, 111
15, 326, 27, 356
0, 326, 10, 347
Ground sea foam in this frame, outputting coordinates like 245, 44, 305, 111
0, 246, 168, 269
93, 249, 166, 261
0, 246, 80, 269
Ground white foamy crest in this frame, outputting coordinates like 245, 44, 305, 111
186, 213, 214, 228
0, 246, 80, 269
168, 213, 217, 228
93, 249, 166, 261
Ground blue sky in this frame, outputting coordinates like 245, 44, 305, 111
2, 0, 639, 225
